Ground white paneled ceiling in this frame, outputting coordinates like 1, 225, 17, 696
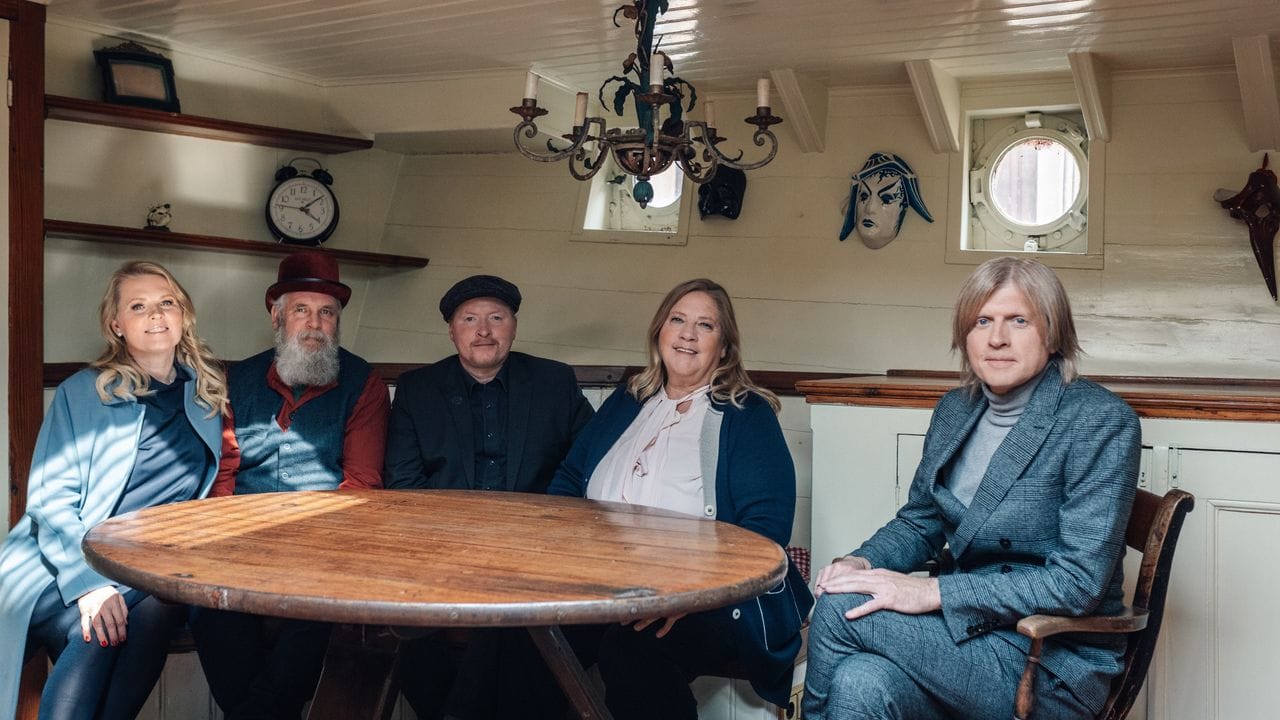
46, 0, 1280, 91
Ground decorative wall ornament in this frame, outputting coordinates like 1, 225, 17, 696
144, 202, 171, 231
1214, 153, 1280, 301
839, 152, 933, 249
698, 167, 747, 219
511, 0, 782, 209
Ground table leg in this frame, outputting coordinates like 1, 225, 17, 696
306, 624, 402, 720
526, 625, 614, 720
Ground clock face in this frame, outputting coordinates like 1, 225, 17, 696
266, 175, 339, 245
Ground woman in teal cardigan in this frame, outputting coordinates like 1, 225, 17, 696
549, 279, 812, 719
0, 261, 227, 720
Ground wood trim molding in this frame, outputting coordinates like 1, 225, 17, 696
798, 372, 1280, 422
41, 362, 1280, 420
905, 58, 960, 154
0, 1, 20, 22
43, 362, 848, 397
10, 0, 46, 530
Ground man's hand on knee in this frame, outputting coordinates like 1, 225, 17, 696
817, 568, 942, 619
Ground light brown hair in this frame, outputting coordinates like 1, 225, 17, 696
628, 278, 780, 412
92, 261, 228, 416
950, 257, 1081, 391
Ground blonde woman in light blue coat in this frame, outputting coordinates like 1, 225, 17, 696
0, 261, 226, 720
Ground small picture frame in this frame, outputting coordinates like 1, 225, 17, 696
94, 41, 180, 113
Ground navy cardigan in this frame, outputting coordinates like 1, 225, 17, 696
549, 386, 812, 706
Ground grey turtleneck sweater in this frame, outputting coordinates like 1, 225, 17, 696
944, 369, 1045, 507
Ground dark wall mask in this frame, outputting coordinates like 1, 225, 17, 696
698, 167, 747, 219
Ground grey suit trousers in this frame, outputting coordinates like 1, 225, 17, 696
803, 591, 1096, 720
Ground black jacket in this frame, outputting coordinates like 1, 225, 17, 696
384, 352, 593, 493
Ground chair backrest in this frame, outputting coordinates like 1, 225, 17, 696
1102, 488, 1195, 720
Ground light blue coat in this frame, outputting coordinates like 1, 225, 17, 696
0, 368, 221, 720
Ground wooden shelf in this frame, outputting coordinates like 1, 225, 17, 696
797, 372, 1280, 422
45, 219, 428, 269
45, 95, 373, 154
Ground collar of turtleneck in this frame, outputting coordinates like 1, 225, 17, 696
979, 365, 1046, 427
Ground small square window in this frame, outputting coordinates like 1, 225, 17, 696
573, 157, 692, 246
945, 83, 1105, 270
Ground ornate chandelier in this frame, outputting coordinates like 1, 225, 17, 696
511, 0, 782, 209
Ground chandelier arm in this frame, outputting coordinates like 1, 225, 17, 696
513, 121, 583, 163
513, 117, 610, 164
705, 126, 780, 172
569, 141, 610, 181
676, 153, 717, 184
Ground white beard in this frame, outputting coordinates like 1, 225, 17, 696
273, 325, 340, 387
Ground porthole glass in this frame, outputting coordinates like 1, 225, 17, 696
989, 137, 1081, 227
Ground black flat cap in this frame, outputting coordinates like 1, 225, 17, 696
439, 275, 522, 321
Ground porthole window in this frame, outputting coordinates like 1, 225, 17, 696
967, 111, 1089, 254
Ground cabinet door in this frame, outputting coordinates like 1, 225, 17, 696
809, 405, 931, 574
896, 434, 925, 507
1155, 448, 1280, 720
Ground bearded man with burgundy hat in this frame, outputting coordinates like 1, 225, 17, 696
192, 251, 389, 720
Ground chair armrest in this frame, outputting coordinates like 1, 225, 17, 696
1016, 606, 1149, 640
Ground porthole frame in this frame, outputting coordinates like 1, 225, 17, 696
969, 112, 1089, 252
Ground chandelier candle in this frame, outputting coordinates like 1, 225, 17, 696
757, 78, 770, 110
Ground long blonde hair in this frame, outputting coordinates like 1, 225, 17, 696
950, 257, 1082, 391
91, 261, 228, 416
628, 279, 780, 412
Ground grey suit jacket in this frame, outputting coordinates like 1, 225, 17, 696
854, 360, 1140, 714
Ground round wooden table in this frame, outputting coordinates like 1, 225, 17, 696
83, 489, 788, 720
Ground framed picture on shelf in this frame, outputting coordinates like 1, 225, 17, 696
94, 41, 180, 113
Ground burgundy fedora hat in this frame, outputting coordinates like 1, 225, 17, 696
265, 251, 352, 310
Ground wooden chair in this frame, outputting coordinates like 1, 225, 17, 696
1013, 488, 1195, 720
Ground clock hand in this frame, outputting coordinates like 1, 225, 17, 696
300, 195, 325, 211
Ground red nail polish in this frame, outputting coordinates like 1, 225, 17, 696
101, 640, 108, 647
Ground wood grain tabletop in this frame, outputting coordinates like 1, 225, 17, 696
83, 489, 787, 628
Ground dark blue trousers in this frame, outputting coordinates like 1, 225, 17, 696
25, 581, 186, 720
586, 614, 739, 720
399, 628, 568, 720
189, 608, 330, 720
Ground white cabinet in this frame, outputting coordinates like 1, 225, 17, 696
803, 376, 1280, 720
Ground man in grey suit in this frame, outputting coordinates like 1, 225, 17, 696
803, 257, 1141, 720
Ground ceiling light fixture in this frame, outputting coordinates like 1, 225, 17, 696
511, 0, 782, 209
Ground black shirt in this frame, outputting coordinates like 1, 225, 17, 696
464, 364, 509, 491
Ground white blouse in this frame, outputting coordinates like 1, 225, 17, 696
585, 386, 711, 518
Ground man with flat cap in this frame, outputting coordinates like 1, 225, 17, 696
192, 251, 390, 720
385, 274, 593, 720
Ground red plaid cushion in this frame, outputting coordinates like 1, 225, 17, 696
785, 546, 811, 584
